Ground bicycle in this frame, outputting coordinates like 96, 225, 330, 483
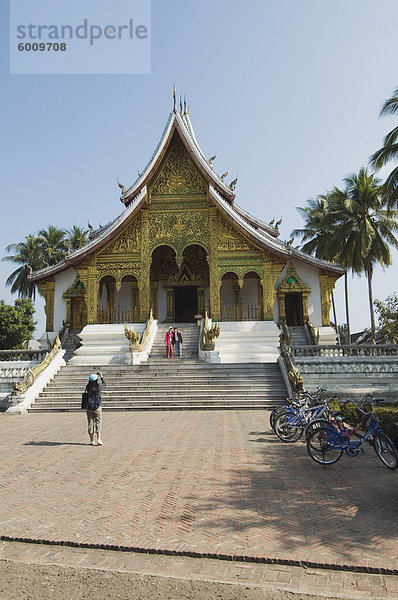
306, 398, 398, 470
273, 393, 332, 443
269, 388, 326, 432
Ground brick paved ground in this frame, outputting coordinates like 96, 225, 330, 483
1, 410, 398, 595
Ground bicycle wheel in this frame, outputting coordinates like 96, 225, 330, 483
305, 418, 335, 439
270, 406, 288, 432
306, 426, 344, 465
274, 412, 303, 443
373, 431, 398, 470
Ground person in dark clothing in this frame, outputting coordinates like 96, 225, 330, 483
85, 371, 106, 445
174, 328, 183, 358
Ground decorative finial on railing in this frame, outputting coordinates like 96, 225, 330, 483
173, 85, 177, 112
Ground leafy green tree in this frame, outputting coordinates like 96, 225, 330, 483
38, 226, 68, 266
374, 293, 398, 343
0, 298, 36, 349
66, 225, 89, 253
326, 168, 398, 343
370, 85, 398, 203
2, 235, 44, 299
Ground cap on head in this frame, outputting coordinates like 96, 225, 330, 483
89, 373, 98, 381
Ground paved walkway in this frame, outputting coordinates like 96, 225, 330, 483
1, 410, 398, 597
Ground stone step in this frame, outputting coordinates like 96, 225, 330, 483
29, 403, 280, 412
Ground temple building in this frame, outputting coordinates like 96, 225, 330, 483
30, 94, 344, 336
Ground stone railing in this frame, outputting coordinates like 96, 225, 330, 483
6, 337, 66, 414
11, 337, 62, 396
291, 345, 398, 358
278, 340, 304, 396
0, 349, 47, 362
221, 304, 261, 321
124, 310, 157, 365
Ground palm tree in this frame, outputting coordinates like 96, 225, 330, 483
370, 86, 398, 203
293, 195, 348, 343
38, 226, 68, 266
326, 168, 398, 343
66, 225, 89, 253
2, 235, 44, 299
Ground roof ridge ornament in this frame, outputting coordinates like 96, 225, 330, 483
208, 154, 216, 167
229, 174, 238, 190
184, 94, 187, 115
173, 85, 177, 112
179, 96, 183, 115
220, 170, 229, 181
117, 180, 126, 195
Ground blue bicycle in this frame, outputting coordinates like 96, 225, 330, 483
306, 399, 398, 470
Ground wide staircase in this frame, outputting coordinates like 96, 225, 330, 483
149, 323, 199, 360
29, 322, 287, 412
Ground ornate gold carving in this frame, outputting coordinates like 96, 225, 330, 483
151, 135, 207, 196
217, 216, 255, 251
148, 211, 209, 255
319, 273, 339, 327
12, 337, 62, 396
277, 264, 311, 325
99, 219, 141, 256
37, 281, 55, 332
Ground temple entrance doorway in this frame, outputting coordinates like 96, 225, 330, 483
174, 286, 198, 322
285, 293, 303, 326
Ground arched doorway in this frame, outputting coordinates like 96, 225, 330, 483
220, 272, 239, 320
150, 244, 209, 322
97, 275, 140, 323
241, 271, 263, 320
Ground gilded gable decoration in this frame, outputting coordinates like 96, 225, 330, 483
278, 265, 311, 294
99, 219, 141, 256
151, 136, 207, 196
217, 216, 256, 251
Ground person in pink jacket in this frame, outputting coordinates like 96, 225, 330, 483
165, 327, 173, 358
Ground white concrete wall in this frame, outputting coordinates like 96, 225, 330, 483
274, 260, 323, 327
54, 267, 77, 332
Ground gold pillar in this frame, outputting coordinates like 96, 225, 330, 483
37, 281, 55, 332
139, 210, 151, 321
262, 262, 284, 321
65, 298, 71, 326
86, 263, 98, 324
278, 292, 286, 324
302, 291, 310, 324
209, 208, 220, 320
319, 274, 339, 327
233, 281, 242, 320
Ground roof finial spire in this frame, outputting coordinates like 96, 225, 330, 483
173, 85, 176, 112
179, 96, 183, 115
184, 94, 187, 115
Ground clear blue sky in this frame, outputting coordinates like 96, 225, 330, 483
1, 0, 398, 334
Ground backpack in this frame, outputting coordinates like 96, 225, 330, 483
87, 395, 100, 410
